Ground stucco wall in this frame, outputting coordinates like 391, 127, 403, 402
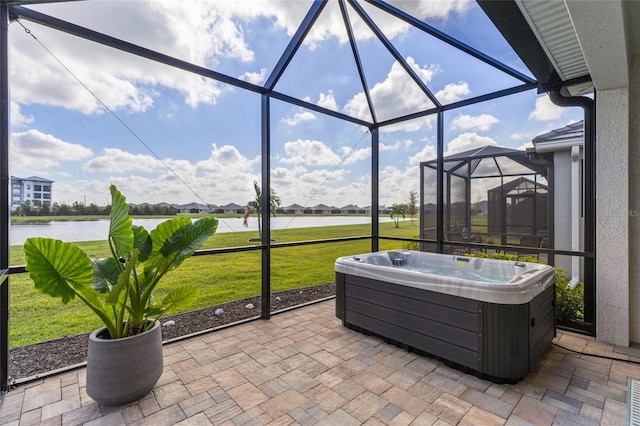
627, 0, 640, 344
596, 88, 630, 346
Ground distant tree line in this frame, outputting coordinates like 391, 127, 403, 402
12, 200, 178, 217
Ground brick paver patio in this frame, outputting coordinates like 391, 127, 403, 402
0, 299, 635, 425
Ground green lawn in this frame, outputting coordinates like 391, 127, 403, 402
8, 220, 418, 348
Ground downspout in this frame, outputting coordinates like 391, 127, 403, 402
549, 90, 596, 325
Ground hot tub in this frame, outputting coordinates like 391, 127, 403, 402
335, 250, 556, 383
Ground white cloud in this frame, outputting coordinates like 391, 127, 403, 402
11, 129, 93, 170
435, 81, 470, 104
281, 111, 316, 126
299, 168, 345, 184
84, 148, 164, 173
408, 144, 437, 165
510, 132, 533, 140
305, 0, 473, 47
196, 143, 259, 172
344, 57, 438, 129
280, 139, 341, 166
529, 96, 566, 121
9, 1, 475, 118
406, 0, 473, 20
238, 68, 267, 85
445, 132, 498, 156
317, 91, 339, 111
381, 139, 414, 152
451, 114, 499, 132
10, 102, 33, 127
340, 146, 371, 165
9, 1, 263, 115
379, 163, 423, 205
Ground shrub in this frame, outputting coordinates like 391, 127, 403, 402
554, 269, 584, 325
402, 238, 420, 251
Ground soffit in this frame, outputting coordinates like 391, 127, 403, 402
515, 0, 591, 95
515, 0, 631, 95
564, 0, 629, 91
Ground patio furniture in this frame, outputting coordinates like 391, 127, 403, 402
506, 234, 545, 260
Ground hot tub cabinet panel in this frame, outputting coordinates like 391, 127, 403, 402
335, 252, 556, 383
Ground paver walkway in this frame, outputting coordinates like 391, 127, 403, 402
0, 299, 635, 425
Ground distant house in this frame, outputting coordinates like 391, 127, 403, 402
11, 175, 53, 211
532, 120, 584, 282
177, 202, 212, 214
339, 204, 365, 214
283, 203, 305, 214
218, 203, 245, 214
311, 204, 333, 214
157, 202, 178, 210
473, 200, 488, 216
362, 205, 391, 214
423, 203, 437, 215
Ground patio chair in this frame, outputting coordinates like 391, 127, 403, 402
445, 230, 481, 255
507, 235, 544, 260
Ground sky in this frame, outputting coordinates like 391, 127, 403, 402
7, 0, 584, 209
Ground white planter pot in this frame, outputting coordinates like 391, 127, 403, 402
86, 321, 163, 406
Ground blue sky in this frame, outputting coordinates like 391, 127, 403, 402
8, 0, 583, 208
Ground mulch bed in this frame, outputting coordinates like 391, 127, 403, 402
8, 283, 336, 384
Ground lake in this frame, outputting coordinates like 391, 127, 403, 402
10, 216, 394, 245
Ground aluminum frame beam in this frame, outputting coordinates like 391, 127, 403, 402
348, 0, 441, 108
368, 0, 537, 85
264, 0, 326, 91
339, 0, 377, 124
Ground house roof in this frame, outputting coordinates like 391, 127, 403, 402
284, 204, 305, 210
179, 202, 209, 210
12, 175, 54, 183
311, 204, 333, 210
25, 175, 53, 182
533, 121, 584, 144
340, 204, 361, 210
219, 203, 243, 209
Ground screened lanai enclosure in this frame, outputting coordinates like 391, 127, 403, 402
420, 145, 552, 257
0, 0, 594, 389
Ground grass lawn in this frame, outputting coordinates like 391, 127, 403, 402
8, 220, 418, 348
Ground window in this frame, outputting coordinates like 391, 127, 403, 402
27, 185, 31, 189
43, 194, 50, 199
34, 193, 41, 199
34, 185, 42, 191
43, 186, 51, 192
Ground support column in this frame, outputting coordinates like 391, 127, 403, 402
1, 1, 11, 391
260, 94, 271, 320
597, 88, 629, 346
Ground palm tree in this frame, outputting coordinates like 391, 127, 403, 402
390, 203, 408, 228
243, 180, 281, 241
408, 190, 418, 225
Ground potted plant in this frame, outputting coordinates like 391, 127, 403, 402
23, 185, 218, 406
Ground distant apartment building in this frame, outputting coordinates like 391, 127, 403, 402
11, 176, 53, 211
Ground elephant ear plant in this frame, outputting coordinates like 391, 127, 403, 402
24, 185, 218, 339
